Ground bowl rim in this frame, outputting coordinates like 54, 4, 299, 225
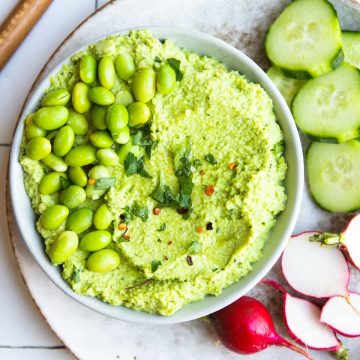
8, 26, 304, 324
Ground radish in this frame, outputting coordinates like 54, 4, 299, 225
321, 292, 360, 337
310, 213, 360, 270
211, 296, 314, 359
263, 280, 348, 359
282, 232, 350, 298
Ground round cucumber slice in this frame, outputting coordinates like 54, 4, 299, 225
307, 141, 360, 212
267, 66, 307, 106
265, 0, 342, 78
292, 63, 360, 143
342, 31, 360, 69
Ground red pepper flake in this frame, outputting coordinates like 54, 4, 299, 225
199, 169, 205, 176
186, 255, 193, 266
167, 240, 173, 245
163, 255, 169, 261
122, 234, 130, 241
153, 207, 161, 215
88, 177, 96, 185
205, 185, 215, 196
206, 222, 213, 230
196, 226, 204, 233
118, 223, 127, 231
228, 162, 238, 170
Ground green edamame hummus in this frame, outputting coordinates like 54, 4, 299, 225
20, 30, 287, 315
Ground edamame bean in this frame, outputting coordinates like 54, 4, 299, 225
41, 205, 69, 230
53, 126, 75, 156
131, 68, 156, 103
86, 249, 120, 272
91, 105, 107, 130
79, 55, 97, 84
68, 166, 88, 187
127, 102, 150, 127
88, 86, 115, 105
49, 231, 78, 264
86, 165, 109, 200
98, 57, 115, 89
157, 64, 176, 95
34, 106, 69, 130
39, 172, 67, 195
60, 185, 86, 208
112, 126, 130, 144
90, 131, 114, 148
114, 90, 134, 106
41, 88, 71, 107
25, 114, 47, 139
72, 82, 91, 113
114, 53, 135, 81
65, 144, 97, 167
93, 203, 113, 229
66, 207, 93, 234
26, 137, 51, 160
96, 148, 119, 166
106, 104, 128, 133
67, 109, 89, 135
79, 230, 112, 252
42, 153, 68, 172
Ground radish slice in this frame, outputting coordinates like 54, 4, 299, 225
263, 280, 342, 351
282, 232, 349, 298
321, 292, 360, 337
340, 214, 360, 270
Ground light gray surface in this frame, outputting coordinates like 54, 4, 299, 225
8, 0, 360, 359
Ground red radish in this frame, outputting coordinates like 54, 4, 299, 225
321, 292, 360, 337
282, 232, 350, 298
310, 213, 360, 270
263, 280, 348, 359
211, 296, 314, 359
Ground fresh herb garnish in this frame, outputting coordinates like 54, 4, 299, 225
167, 58, 183, 81
204, 153, 217, 165
274, 141, 285, 155
151, 260, 162, 272
71, 268, 81, 284
131, 124, 158, 158
124, 152, 152, 178
155, 56, 162, 63
157, 223, 167, 232
192, 159, 202, 168
122, 203, 149, 223
188, 241, 202, 255
94, 177, 116, 190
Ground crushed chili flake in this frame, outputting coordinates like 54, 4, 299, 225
199, 169, 205, 175
122, 234, 130, 240
205, 185, 215, 196
167, 240, 173, 245
163, 255, 169, 261
153, 207, 161, 215
118, 223, 127, 231
196, 226, 204, 233
88, 177, 96, 185
206, 222, 213, 230
186, 255, 193, 266
228, 162, 238, 170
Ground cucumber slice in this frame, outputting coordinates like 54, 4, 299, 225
292, 63, 360, 142
307, 141, 360, 212
265, 0, 342, 79
267, 66, 307, 105
342, 31, 360, 69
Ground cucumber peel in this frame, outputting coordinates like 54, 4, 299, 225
342, 31, 360, 69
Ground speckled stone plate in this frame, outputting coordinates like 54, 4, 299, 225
6, 0, 360, 359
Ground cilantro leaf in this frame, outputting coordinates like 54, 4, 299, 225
124, 152, 152, 179
157, 223, 167, 232
122, 203, 149, 223
151, 260, 162, 272
155, 56, 162, 63
131, 125, 157, 158
167, 58, 183, 81
71, 268, 81, 284
204, 153, 217, 165
94, 177, 116, 190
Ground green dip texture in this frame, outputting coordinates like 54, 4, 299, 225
20, 30, 287, 315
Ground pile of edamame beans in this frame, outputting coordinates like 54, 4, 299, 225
24, 49, 178, 273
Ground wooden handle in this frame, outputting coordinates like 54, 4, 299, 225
0, 0, 52, 70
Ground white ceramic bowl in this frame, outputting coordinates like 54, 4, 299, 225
9, 27, 303, 324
